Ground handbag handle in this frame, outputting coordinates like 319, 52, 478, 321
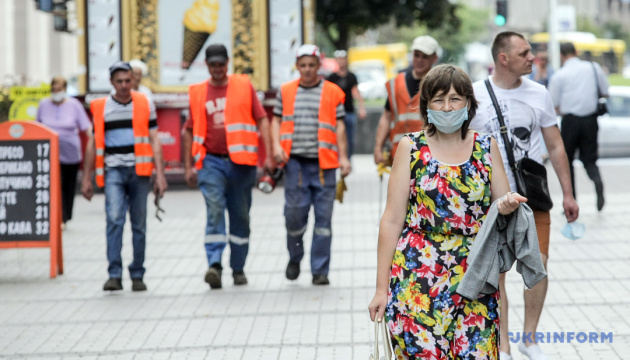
371, 319, 395, 360
484, 79, 518, 173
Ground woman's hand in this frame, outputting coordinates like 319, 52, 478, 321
368, 291, 388, 322
497, 192, 528, 215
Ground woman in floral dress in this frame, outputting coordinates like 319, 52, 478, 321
369, 65, 527, 359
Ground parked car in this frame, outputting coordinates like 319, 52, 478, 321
597, 85, 630, 157
350, 60, 388, 100
542, 85, 630, 162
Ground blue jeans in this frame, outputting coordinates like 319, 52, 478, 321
104, 167, 151, 279
344, 112, 356, 159
197, 154, 257, 271
284, 157, 336, 275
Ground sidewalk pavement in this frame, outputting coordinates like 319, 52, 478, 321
0, 155, 629, 359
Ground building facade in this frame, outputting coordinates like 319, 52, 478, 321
0, 1, 80, 88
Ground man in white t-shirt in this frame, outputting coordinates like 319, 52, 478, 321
470, 31, 579, 360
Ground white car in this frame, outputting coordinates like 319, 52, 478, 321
597, 85, 630, 157
543, 85, 630, 161
349, 60, 388, 100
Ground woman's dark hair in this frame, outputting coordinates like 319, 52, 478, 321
419, 64, 478, 139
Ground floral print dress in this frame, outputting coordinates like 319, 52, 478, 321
386, 131, 500, 360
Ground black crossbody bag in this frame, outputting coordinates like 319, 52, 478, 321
484, 79, 553, 211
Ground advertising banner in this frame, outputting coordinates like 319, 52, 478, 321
158, 0, 233, 86
86, 0, 122, 92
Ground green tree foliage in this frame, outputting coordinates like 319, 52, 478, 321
316, 0, 460, 51
379, 5, 490, 64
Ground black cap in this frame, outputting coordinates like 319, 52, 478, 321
109, 61, 132, 77
205, 44, 229, 63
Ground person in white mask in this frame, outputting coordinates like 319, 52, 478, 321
369, 64, 524, 358
36, 76, 92, 228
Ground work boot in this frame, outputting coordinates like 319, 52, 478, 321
205, 264, 222, 289
103, 278, 123, 291
131, 278, 147, 291
233, 271, 248, 286
286, 261, 300, 280
312, 274, 330, 285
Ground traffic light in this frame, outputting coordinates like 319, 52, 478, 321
495, 0, 508, 27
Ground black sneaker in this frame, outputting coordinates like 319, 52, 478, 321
286, 261, 300, 280
103, 278, 123, 291
205, 265, 222, 289
131, 278, 147, 291
233, 271, 248, 286
312, 274, 330, 286
596, 183, 605, 211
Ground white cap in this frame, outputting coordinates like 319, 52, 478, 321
296, 44, 321, 59
410, 35, 439, 56
129, 59, 148, 76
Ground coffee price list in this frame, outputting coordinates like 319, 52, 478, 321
0, 140, 51, 241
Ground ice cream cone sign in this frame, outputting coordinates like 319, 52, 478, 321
182, 0, 220, 70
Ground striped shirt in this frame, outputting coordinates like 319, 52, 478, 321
273, 81, 345, 158
103, 95, 157, 168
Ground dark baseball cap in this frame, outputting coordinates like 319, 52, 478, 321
205, 44, 229, 63
109, 61, 132, 76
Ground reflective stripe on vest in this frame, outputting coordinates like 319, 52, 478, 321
386, 72, 424, 158
189, 75, 259, 170
90, 92, 153, 188
279, 79, 345, 170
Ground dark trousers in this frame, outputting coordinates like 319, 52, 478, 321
561, 114, 603, 199
60, 163, 80, 223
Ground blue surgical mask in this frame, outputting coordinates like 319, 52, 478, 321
427, 105, 468, 134
560, 221, 585, 240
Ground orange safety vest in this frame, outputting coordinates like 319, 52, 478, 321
90, 92, 154, 188
386, 72, 424, 157
189, 75, 259, 169
279, 79, 345, 170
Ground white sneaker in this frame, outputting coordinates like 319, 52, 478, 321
518, 342, 549, 360
499, 351, 513, 360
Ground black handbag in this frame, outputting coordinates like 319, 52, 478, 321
591, 62, 608, 116
484, 79, 553, 211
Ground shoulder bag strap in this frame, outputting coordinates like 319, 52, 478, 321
590, 62, 602, 99
484, 79, 518, 172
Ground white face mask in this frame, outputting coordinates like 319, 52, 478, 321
426, 103, 469, 134
51, 91, 66, 103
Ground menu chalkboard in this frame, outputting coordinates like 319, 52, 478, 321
0, 140, 51, 241
0, 121, 62, 278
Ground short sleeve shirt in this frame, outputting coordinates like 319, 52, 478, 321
327, 72, 358, 113
470, 76, 558, 191
36, 97, 91, 164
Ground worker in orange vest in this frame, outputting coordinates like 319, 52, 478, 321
183, 44, 273, 290
81, 61, 168, 292
271, 44, 351, 286
373, 35, 440, 164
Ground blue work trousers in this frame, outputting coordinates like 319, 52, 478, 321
197, 154, 257, 271
104, 166, 151, 279
284, 157, 336, 276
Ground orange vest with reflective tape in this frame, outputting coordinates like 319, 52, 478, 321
90, 92, 154, 188
189, 75, 258, 169
386, 72, 424, 157
279, 79, 345, 170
